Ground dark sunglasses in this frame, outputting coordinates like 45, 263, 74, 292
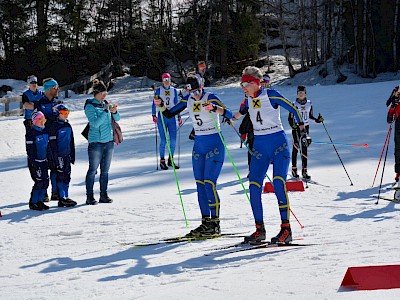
30, 81, 37, 84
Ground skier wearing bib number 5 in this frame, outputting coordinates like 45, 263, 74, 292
232, 66, 309, 244
154, 74, 233, 238
152, 73, 181, 170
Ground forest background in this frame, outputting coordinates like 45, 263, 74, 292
0, 0, 398, 86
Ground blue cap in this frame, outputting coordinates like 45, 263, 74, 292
43, 79, 59, 92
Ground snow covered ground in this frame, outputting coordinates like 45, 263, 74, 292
1, 73, 400, 299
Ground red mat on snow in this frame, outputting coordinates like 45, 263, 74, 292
263, 181, 304, 193
340, 265, 400, 291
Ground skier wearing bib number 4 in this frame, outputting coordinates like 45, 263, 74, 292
288, 85, 324, 180
154, 74, 233, 238
232, 66, 310, 244
152, 73, 182, 170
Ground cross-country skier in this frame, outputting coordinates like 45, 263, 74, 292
288, 86, 324, 180
232, 66, 309, 244
386, 84, 400, 199
153, 74, 233, 238
152, 73, 182, 170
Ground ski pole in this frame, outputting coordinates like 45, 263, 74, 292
157, 100, 189, 227
376, 126, 392, 205
176, 113, 190, 132
371, 124, 393, 187
155, 122, 159, 170
265, 173, 304, 229
313, 141, 369, 148
210, 113, 250, 203
321, 121, 354, 186
228, 121, 254, 155
295, 129, 308, 188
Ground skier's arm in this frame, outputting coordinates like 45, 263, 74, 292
204, 95, 233, 119
158, 98, 187, 118
268, 89, 303, 125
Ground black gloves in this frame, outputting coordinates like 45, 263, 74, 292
315, 113, 324, 123
300, 129, 312, 147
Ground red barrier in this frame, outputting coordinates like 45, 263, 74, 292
340, 265, 400, 290
263, 181, 304, 193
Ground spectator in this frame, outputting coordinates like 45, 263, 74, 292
84, 79, 120, 205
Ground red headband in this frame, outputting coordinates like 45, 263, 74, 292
241, 74, 260, 85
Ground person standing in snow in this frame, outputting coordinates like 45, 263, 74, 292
84, 79, 120, 205
26, 111, 51, 211
22, 75, 43, 133
34, 78, 62, 201
386, 85, 400, 191
48, 104, 77, 208
153, 74, 233, 238
238, 74, 271, 177
288, 86, 324, 180
151, 73, 182, 170
232, 66, 308, 244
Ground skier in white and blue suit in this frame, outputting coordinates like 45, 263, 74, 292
154, 74, 233, 238
152, 73, 181, 170
232, 66, 309, 244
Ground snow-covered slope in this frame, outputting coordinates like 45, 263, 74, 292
1, 75, 400, 299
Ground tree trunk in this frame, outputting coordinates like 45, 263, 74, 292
394, 0, 399, 71
220, 0, 228, 75
205, 0, 213, 66
350, 0, 359, 74
361, 0, 368, 77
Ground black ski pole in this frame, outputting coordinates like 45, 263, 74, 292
376, 125, 392, 204
155, 122, 159, 170
321, 121, 354, 185
295, 129, 308, 188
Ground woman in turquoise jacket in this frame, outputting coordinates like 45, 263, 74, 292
84, 79, 120, 205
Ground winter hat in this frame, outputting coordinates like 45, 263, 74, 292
262, 74, 270, 83
162, 73, 171, 81
186, 75, 201, 91
31, 110, 45, 124
92, 79, 107, 95
27, 75, 38, 84
56, 104, 70, 115
43, 78, 59, 92
297, 85, 306, 93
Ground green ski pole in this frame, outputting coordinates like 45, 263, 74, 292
157, 99, 189, 227
209, 112, 250, 203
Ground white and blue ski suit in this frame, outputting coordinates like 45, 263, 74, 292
162, 90, 233, 218
238, 88, 303, 223
152, 85, 179, 159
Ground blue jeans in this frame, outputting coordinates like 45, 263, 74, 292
86, 141, 114, 195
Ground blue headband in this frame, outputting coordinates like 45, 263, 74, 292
43, 79, 58, 92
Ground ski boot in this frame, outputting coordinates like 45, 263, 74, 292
86, 194, 98, 205
160, 158, 168, 170
271, 221, 292, 244
99, 193, 113, 203
185, 217, 221, 238
395, 173, 400, 182
244, 222, 266, 244
302, 168, 311, 180
58, 198, 77, 207
291, 167, 299, 178
168, 157, 180, 169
